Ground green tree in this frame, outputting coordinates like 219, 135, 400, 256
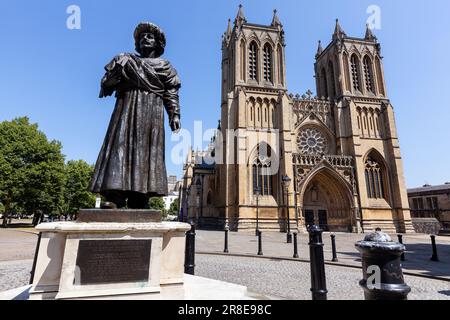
61, 160, 96, 217
149, 197, 165, 211
0, 117, 65, 226
168, 198, 180, 216
149, 197, 169, 219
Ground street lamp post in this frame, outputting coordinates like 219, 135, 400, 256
195, 178, 202, 227
178, 185, 182, 222
282, 174, 292, 244
200, 175, 205, 226
255, 187, 261, 236
293, 186, 299, 230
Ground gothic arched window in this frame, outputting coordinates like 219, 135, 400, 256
328, 61, 336, 98
375, 57, 385, 96
249, 41, 258, 81
343, 52, 351, 92
321, 68, 328, 98
277, 45, 284, 85
363, 56, 375, 93
252, 145, 274, 196
240, 40, 246, 81
350, 54, 362, 92
365, 156, 386, 199
263, 44, 273, 82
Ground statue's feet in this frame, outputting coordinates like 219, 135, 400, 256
101, 201, 117, 210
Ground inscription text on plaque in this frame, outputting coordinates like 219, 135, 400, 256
75, 240, 152, 285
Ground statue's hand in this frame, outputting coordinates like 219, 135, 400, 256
170, 115, 181, 133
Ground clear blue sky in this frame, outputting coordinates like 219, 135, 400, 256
0, 0, 449, 188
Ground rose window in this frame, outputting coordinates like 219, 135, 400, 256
297, 128, 328, 154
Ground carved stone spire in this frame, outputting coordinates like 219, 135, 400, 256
271, 9, 282, 28
225, 19, 232, 41
365, 24, 377, 42
333, 19, 347, 41
234, 4, 247, 27
316, 40, 324, 59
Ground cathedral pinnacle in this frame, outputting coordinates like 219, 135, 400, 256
365, 23, 377, 42
333, 19, 347, 40
271, 9, 282, 28
225, 19, 232, 39
235, 4, 247, 27
316, 40, 324, 58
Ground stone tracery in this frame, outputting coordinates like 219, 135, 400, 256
297, 127, 329, 155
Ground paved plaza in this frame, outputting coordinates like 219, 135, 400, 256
0, 228, 449, 299
196, 255, 450, 300
196, 229, 450, 280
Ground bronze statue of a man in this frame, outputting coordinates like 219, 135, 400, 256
90, 22, 181, 209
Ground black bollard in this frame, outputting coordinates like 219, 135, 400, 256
430, 235, 439, 262
355, 231, 411, 300
308, 225, 328, 300
257, 230, 263, 256
331, 233, 338, 262
224, 225, 229, 253
293, 232, 299, 258
397, 234, 406, 261
184, 220, 196, 275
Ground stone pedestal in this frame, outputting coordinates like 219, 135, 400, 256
29, 210, 191, 300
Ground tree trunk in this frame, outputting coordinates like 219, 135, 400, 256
1, 214, 7, 228
2, 201, 11, 228
32, 213, 41, 226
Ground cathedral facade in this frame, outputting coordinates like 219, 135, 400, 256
181, 6, 414, 234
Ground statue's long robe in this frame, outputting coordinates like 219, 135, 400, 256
90, 53, 181, 197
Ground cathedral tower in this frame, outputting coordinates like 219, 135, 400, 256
218, 6, 292, 230
314, 20, 414, 232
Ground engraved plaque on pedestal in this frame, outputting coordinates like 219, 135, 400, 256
75, 240, 152, 285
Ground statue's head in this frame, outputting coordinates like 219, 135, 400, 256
134, 22, 166, 57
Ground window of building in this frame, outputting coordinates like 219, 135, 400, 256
321, 68, 328, 98
426, 197, 432, 209
413, 198, 419, 210
252, 145, 274, 196
417, 198, 424, 210
427, 197, 438, 210
365, 156, 385, 199
350, 54, 361, 92
277, 45, 284, 85
263, 44, 272, 82
363, 56, 375, 93
240, 40, 246, 81
375, 57, 385, 96
433, 197, 439, 209
328, 61, 336, 98
249, 42, 258, 81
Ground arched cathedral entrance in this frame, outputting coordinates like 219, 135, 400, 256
297, 165, 355, 232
